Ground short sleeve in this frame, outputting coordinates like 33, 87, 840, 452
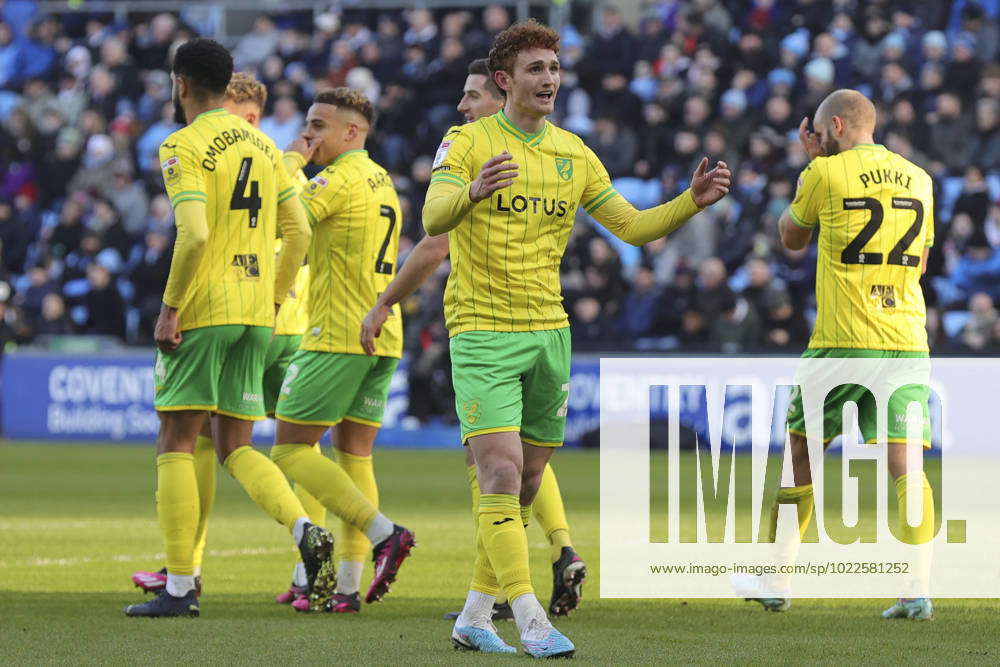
429, 126, 473, 189
580, 144, 622, 216
789, 161, 823, 228
159, 134, 206, 209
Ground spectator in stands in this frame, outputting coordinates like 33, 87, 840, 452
618, 265, 662, 340
962, 292, 998, 350
75, 263, 125, 338
260, 96, 302, 149
233, 16, 279, 69
0, 1, 997, 362
35, 293, 74, 336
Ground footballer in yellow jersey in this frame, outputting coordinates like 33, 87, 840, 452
422, 21, 730, 655
127, 39, 336, 620
738, 89, 936, 621
271, 87, 415, 610
130, 72, 324, 605
360, 58, 590, 620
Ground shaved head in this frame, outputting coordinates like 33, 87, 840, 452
813, 89, 876, 155
816, 89, 876, 130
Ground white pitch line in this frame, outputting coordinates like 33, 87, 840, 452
1, 546, 288, 568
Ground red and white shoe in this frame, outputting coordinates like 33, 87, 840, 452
276, 584, 307, 605
131, 568, 166, 593
365, 524, 415, 603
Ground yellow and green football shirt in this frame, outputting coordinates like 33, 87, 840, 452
298, 149, 403, 358
274, 152, 310, 336
789, 144, 934, 351
159, 108, 299, 331
273, 243, 309, 336
427, 110, 701, 336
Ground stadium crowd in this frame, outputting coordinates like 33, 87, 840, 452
2, 0, 1000, 377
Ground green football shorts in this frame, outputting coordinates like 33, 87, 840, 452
262, 334, 302, 416
274, 350, 398, 427
154, 325, 269, 420
450, 328, 571, 446
785, 348, 931, 447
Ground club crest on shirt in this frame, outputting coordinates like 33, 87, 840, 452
161, 156, 181, 186
303, 175, 328, 200
555, 157, 573, 181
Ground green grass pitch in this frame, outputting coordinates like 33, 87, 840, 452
2, 442, 998, 664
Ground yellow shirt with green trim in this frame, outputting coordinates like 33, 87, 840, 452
790, 143, 934, 351
158, 108, 298, 330
297, 149, 403, 358
274, 151, 310, 336
428, 110, 698, 335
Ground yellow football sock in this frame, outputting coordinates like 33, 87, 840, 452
478, 493, 533, 603
768, 484, 815, 542
520, 504, 531, 528
533, 463, 573, 562
470, 526, 500, 596
223, 446, 306, 531
271, 443, 377, 531
896, 473, 935, 544
467, 464, 480, 525
191, 435, 216, 574
157, 453, 199, 576
335, 450, 379, 563
294, 445, 327, 526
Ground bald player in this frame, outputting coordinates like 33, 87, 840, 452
733, 89, 937, 620
360, 57, 588, 622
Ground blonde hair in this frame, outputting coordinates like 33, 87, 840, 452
225, 72, 267, 110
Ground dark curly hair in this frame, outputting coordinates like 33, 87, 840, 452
487, 19, 560, 76
314, 87, 375, 125
172, 38, 233, 96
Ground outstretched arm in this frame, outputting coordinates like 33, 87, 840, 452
360, 233, 450, 355
593, 158, 731, 246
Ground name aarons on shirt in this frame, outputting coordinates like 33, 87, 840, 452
495, 193, 569, 217
199, 126, 274, 171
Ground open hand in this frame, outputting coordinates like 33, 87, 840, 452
469, 152, 518, 203
689, 157, 731, 208
360, 303, 392, 356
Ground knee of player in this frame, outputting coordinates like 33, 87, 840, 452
478, 458, 522, 493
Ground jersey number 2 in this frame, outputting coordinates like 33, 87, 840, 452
375, 205, 396, 275
840, 197, 924, 267
230, 157, 262, 228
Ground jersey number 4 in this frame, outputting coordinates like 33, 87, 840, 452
375, 205, 396, 275
840, 197, 924, 267
230, 157, 262, 228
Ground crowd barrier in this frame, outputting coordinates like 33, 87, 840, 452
1, 350, 942, 451
0, 350, 602, 448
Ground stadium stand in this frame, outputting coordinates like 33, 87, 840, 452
2, 1, 1000, 418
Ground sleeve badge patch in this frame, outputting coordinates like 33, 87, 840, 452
161, 156, 181, 186
432, 140, 452, 169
